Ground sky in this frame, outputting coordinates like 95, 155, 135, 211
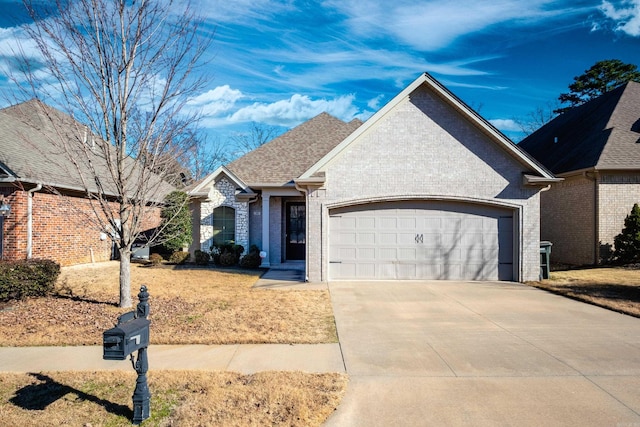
0, 0, 639, 151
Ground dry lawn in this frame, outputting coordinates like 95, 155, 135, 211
528, 266, 640, 317
0, 262, 337, 346
0, 370, 348, 426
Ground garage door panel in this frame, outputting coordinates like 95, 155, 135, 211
379, 247, 397, 260
398, 247, 416, 261
357, 263, 376, 278
378, 263, 396, 279
358, 233, 376, 244
340, 247, 357, 259
398, 233, 418, 245
380, 233, 397, 244
342, 217, 357, 228
379, 217, 397, 228
396, 263, 417, 279
398, 218, 416, 229
358, 248, 376, 260
329, 202, 515, 281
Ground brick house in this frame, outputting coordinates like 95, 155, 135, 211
0, 100, 172, 266
518, 82, 640, 266
190, 73, 557, 282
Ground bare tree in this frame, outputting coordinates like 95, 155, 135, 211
230, 122, 280, 158
183, 135, 230, 182
13, 0, 211, 307
514, 101, 560, 137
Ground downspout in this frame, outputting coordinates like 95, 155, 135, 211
26, 183, 43, 259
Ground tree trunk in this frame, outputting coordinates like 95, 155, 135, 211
119, 248, 132, 308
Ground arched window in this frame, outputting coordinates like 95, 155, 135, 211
213, 206, 235, 245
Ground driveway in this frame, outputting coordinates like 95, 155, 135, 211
325, 281, 640, 426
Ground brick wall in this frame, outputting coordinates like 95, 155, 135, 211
597, 173, 640, 261
306, 86, 542, 282
1, 186, 161, 266
540, 174, 595, 265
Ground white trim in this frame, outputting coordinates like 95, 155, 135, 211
300, 72, 555, 181
324, 194, 524, 211
189, 166, 253, 195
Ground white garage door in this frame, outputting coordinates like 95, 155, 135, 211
329, 201, 514, 281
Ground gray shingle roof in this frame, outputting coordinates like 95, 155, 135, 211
0, 99, 175, 199
227, 112, 363, 185
518, 82, 640, 174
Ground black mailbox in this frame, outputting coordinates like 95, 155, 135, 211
103, 317, 150, 360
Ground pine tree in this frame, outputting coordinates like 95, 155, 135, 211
613, 203, 640, 263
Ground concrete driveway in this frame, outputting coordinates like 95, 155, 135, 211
325, 281, 640, 426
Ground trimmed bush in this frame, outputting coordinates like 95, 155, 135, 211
211, 243, 245, 266
0, 259, 61, 302
194, 249, 210, 266
149, 253, 164, 265
169, 251, 190, 265
219, 251, 237, 267
239, 251, 262, 269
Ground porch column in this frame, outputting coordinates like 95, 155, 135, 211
261, 193, 270, 267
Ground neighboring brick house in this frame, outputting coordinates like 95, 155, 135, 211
518, 82, 640, 266
0, 100, 171, 266
190, 73, 557, 282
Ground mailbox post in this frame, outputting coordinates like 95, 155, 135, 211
103, 285, 151, 424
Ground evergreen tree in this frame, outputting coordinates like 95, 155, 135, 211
555, 59, 640, 114
613, 203, 640, 263
160, 191, 192, 252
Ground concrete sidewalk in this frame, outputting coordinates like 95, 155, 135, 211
0, 343, 345, 374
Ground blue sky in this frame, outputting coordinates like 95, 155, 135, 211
0, 0, 639, 147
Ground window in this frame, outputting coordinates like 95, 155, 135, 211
213, 206, 235, 245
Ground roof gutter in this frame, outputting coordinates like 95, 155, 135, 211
522, 174, 563, 186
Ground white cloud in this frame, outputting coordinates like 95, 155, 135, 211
324, 0, 575, 51
229, 93, 360, 127
600, 0, 640, 36
367, 94, 385, 110
194, 0, 293, 23
188, 85, 244, 116
489, 118, 521, 132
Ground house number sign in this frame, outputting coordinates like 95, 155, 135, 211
415, 234, 424, 244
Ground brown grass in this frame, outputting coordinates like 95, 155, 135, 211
0, 370, 348, 426
527, 266, 640, 317
0, 262, 337, 346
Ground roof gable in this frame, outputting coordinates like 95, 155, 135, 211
0, 99, 175, 198
226, 112, 363, 186
300, 73, 554, 181
189, 165, 254, 197
518, 82, 640, 174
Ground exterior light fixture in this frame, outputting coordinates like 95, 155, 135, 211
0, 202, 10, 217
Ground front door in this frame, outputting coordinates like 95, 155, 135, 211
286, 203, 306, 260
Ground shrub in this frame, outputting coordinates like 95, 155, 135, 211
149, 253, 164, 266
159, 190, 192, 252
169, 251, 190, 265
239, 251, 262, 269
219, 251, 237, 267
614, 203, 640, 263
211, 243, 244, 266
194, 249, 210, 266
0, 259, 61, 302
